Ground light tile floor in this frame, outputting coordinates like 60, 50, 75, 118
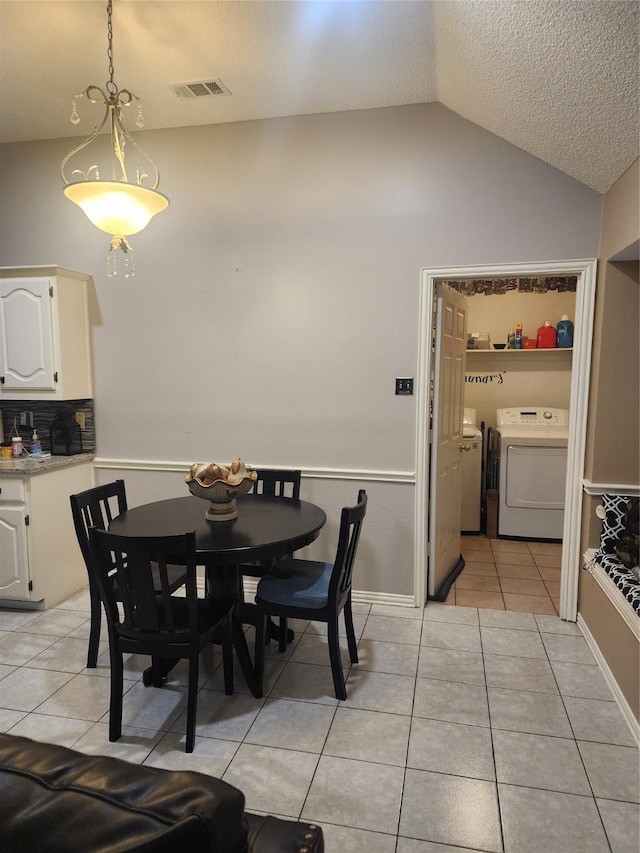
1, 590, 639, 852
453, 535, 562, 614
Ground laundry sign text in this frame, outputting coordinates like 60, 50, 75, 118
465, 372, 505, 385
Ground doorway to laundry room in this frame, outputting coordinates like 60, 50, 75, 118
414, 260, 597, 622
459, 275, 575, 614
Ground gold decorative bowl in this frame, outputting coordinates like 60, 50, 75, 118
185, 458, 257, 521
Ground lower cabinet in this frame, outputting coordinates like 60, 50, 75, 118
0, 463, 93, 609
0, 495, 29, 600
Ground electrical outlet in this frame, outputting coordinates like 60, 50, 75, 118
395, 377, 414, 395
20, 411, 34, 427
75, 412, 86, 430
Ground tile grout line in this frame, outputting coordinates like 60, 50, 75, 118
537, 617, 615, 852
478, 609, 507, 853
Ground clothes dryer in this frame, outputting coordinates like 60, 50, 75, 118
496, 407, 569, 539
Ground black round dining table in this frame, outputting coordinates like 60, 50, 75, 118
109, 493, 326, 567
109, 493, 327, 696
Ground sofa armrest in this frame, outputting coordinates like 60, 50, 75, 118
0, 733, 323, 853
0, 733, 247, 853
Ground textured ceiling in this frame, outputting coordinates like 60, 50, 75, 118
0, 0, 637, 193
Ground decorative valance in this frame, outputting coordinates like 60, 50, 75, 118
441, 276, 578, 296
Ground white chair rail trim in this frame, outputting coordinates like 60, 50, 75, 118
583, 480, 640, 497
93, 458, 416, 484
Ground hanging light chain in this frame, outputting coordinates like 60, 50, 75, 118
106, 0, 116, 97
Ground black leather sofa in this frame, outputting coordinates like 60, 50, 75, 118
0, 733, 323, 852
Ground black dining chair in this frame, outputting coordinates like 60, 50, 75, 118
239, 469, 302, 580
238, 469, 302, 644
250, 469, 302, 500
254, 489, 367, 700
89, 528, 234, 753
70, 480, 186, 668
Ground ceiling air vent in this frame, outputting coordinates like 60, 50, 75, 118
170, 79, 231, 99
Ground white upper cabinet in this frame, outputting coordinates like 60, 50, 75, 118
0, 277, 55, 391
0, 266, 93, 400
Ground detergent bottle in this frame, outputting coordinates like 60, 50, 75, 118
536, 320, 556, 349
514, 323, 523, 349
556, 314, 574, 348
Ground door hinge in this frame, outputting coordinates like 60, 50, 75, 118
53, 372, 58, 383
49, 285, 54, 298
25, 515, 30, 526
28, 581, 33, 591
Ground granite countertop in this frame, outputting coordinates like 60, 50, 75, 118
0, 453, 95, 477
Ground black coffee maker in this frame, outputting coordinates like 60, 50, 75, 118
49, 409, 83, 456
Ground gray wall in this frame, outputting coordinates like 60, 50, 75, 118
579, 160, 639, 720
0, 103, 603, 597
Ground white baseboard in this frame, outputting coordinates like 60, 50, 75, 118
239, 578, 416, 609
351, 591, 417, 608
577, 613, 640, 747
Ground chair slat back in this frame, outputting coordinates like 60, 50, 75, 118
70, 481, 128, 568
89, 528, 196, 640
251, 469, 301, 500
329, 490, 367, 602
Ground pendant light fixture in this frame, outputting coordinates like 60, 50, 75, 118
61, 0, 169, 277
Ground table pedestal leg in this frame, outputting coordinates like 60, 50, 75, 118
142, 658, 176, 687
237, 603, 294, 645
204, 566, 264, 698
231, 604, 261, 697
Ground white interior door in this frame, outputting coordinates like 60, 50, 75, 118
428, 283, 468, 598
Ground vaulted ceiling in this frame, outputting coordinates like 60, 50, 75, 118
0, 0, 637, 193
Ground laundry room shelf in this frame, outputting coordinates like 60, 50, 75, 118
466, 349, 573, 356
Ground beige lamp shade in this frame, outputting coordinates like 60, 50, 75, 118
63, 180, 169, 236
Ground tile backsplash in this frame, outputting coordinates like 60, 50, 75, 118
0, 399, 95, 454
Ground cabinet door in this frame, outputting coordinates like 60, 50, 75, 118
0, 505, 30, 600
0, 278, 55, 392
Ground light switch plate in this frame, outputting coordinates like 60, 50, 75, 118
395, 378, 414, 395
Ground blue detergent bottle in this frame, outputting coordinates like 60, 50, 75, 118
556, 314, 574, 348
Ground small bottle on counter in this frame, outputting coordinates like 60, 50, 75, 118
30, 430, 42, 454
12, 436, 23, 457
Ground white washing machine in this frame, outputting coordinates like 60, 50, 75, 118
461, 407, 482, 533
496, 407, 569, 539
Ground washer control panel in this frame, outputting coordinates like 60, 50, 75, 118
496, 407, 569, 426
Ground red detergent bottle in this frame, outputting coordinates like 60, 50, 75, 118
537, 320, 556, 348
